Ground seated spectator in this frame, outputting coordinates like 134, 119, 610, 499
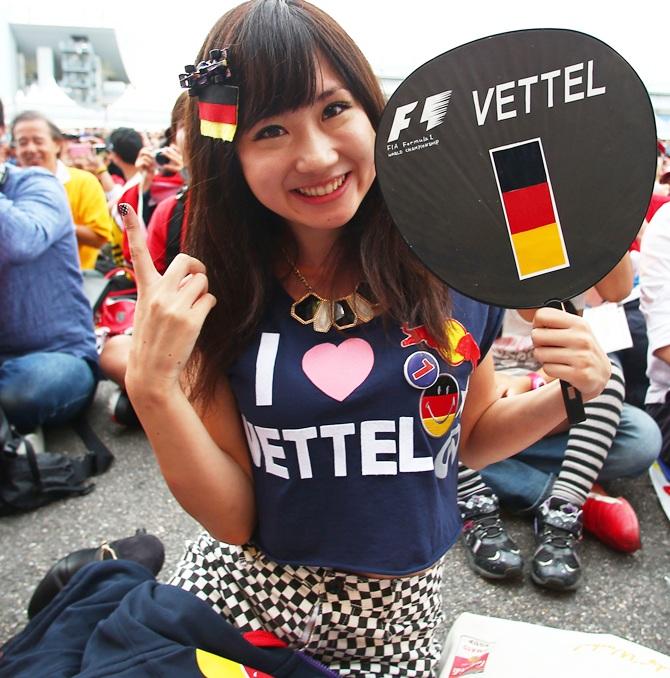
640, 202, 670, 466
11, 110, 113, 270
114, 97, 186, 252
0, 99, 99, 438
101, 94, 190, 426
98, 127, 144, 203
101, 127, 145, 265
143, 93, 190, 273
458, 256, 660, 591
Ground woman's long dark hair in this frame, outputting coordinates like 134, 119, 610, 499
185, 0, 452, 404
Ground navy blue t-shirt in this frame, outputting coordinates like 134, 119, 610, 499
229, 283, 503, 575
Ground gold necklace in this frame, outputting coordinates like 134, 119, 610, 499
285, 255, 378, 333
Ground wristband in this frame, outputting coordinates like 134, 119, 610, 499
94, 166, 108, 176
528, 372, 546, 390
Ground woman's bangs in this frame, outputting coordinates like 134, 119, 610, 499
235, 4, 322, 130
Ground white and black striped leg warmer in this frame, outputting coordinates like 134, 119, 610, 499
551, 361, 625, 506
457, 462, 491, 501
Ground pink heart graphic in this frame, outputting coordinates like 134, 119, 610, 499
302, 338, 374, 401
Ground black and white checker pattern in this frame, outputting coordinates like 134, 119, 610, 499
169, 535, 444, 676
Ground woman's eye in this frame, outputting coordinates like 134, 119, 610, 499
254, 125, 285, 140
323, 101, 351, 119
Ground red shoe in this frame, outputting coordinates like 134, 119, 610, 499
582, 489, 641, 553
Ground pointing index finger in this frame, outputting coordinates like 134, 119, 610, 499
119, 202, 158, 288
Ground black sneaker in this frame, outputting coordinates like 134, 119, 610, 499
459, 492, 523, 580
531, 497, 583, 591
110, 389, 141, 428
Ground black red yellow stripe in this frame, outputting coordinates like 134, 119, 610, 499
198, 85, 239, 142
491, 139, 569, 279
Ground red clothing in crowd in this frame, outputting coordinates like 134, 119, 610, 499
120, 173, 184, 264
646, 192, 670, 224
146, 192, 189, 275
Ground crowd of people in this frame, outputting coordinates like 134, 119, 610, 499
0, 93, 189, 432
1, 0, 669, 674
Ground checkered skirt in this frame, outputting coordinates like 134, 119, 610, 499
169, 534, 445, 677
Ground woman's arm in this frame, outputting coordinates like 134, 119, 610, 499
459, 307, 610, 469
122, 203, 255, 544
74, 223, 108, 248
593, 252, 634, 302
134, 378, 255, 544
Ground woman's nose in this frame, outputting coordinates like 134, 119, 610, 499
294, 128, 338, 174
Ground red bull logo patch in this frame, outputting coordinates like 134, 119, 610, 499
420, 373, 460, 438
400, 324, 439, 349
438, 319, 481, 367
400, 321, 480, 368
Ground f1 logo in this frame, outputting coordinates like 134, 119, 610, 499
387, 90, 452, 143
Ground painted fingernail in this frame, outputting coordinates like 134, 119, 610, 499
118, 203, 129, 217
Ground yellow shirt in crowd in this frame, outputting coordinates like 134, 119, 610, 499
57, 161, 113, 269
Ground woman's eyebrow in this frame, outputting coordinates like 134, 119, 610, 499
316, 86, 349, 102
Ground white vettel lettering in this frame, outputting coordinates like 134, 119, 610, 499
472, 59, 606, 126
242, 416, 458, 479
434, 424, 461, 479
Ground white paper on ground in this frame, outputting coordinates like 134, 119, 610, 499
583, 302, 633, 354
649, 461, 670, 521
439, 612, 670, 678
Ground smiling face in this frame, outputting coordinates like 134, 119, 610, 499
13, 118, 61, 174
236, 59, 376, 241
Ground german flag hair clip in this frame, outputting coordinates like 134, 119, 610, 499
179, 49, 239, 142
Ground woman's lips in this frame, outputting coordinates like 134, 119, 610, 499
292, 173, 350, 204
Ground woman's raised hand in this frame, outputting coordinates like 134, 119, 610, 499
120, 203, 216, 401
531, 306, 610, 402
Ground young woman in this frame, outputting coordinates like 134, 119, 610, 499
121, 1, 610, 675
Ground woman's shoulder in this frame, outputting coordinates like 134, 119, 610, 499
449, 290, 503, 326
447, 291, 505, 360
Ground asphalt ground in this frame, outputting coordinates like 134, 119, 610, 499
1, 380, 669, 655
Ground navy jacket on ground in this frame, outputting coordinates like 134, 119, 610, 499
0, 560, 338, 677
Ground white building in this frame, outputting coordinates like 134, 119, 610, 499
0, 5, 172, 132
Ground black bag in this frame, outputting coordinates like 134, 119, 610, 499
0, 408, 114, 516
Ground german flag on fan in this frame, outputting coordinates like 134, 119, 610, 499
198, 85, 239, 142
490, 138, 569, 279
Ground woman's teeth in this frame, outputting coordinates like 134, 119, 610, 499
296, 174, 346, 197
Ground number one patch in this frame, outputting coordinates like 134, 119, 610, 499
490, 138, 570, 280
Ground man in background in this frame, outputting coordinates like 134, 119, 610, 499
0, 99, 99, 437
11, 110, 112, 269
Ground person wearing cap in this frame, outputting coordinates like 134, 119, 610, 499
11, 110, 113, 270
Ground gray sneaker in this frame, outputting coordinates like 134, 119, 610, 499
531, 496, 583, 591
459, 493, 523, 580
